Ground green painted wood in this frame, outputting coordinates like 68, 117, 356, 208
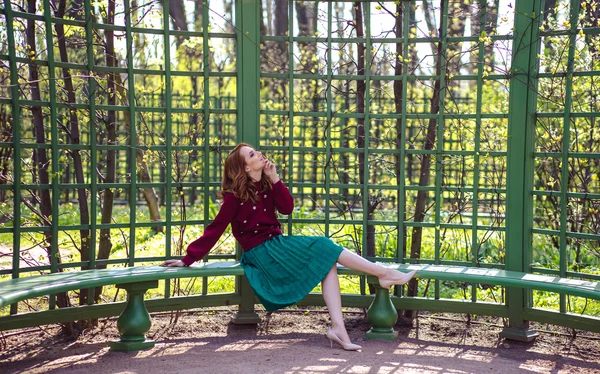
0, 263, 241, 308
558, 0, 581, 315
124, 0, 138, 269
2, 263, 599, 310
0, 293, 242, 331
0, 293, 511, 333
162, 0, 174, 264
238, 0, 260, 145
84, 0, 98, 274
504, 0, 543, 336
3, 0, 22, 316
365, 285, 399, 341
523, 309, 600, 333
233, 0, 262, 324
110, 281, 158, 352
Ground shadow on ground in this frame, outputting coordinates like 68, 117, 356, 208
1, 310, 599, 374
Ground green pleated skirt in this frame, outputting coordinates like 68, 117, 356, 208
240, 235, 344, 312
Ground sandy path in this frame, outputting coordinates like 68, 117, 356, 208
2, 311, 599, 374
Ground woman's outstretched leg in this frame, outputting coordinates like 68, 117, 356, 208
321, 265, 361, 350
336, 249, 416, 289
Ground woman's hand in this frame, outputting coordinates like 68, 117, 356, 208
160, 259, 186, 267
264, 160, 280, 183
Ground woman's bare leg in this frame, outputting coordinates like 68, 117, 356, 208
336, 249, 416, 288
321, 265, 353, 343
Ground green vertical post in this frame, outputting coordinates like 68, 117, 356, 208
434, 0, 450, 302
43, 0, 59, 310
471, 0, 487, 303
286, 0, 294, 237
231, 0, 260, 324
125, 0, 137, 268
201, 0, 211, 297
558, 0, 580, 315
85, 0, 98, 305
397, 1, 410, 268
502, 0, 542, 342
237, 0, 260, 145
362, 2, 371, 261
4, 0, 22, 316
163, 0, 174, 300
324, 1, 333, 237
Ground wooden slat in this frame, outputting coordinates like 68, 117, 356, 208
1, 263, 599, 309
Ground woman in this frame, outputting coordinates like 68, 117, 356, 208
161, 143, 416, 351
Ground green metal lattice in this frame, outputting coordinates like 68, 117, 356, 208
0, 0, 598, 332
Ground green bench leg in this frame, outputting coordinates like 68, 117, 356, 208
231, 275, 261, 324
500, 288, 538, 342
500, 325, 539, 342
111, 280, 159, 352
365, 279, 399, 341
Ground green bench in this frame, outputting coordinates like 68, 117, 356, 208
1, 263, 599, 352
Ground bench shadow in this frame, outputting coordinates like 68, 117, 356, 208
2, 329, 599, 374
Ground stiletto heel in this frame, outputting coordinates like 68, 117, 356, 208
326, 329, 362, 351
379, 269, 417, 289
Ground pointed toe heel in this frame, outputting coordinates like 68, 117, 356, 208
326, 329, 362, 351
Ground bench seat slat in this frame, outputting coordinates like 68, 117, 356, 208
1, 263, 599, 308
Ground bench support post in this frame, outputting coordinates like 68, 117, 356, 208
365, 278, 399, 341
111, 280, 159, 352
500, 323, 539, 342
231, 275, 261, 324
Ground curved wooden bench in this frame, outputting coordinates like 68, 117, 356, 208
1, 263, 599, 352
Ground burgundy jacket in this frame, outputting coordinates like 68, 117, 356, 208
181, 180, 294, 266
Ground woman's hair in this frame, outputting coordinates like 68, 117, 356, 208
220, 143, 273, 203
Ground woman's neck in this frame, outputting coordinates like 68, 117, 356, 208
248, 171, 262, 182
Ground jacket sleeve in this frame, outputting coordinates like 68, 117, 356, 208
181, 193, 239, 266
272, 180, 294, 215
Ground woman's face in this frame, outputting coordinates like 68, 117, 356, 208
239, 146, 266, 173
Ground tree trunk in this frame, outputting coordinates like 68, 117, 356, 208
54, 0, 92, 306
26, 0, 72, 321
275, 0, 288, 56
404, 0, 446, 319
446, 1, 469, 92
584, 0, 600, 57
295, 1, 318, 209
0, 107, 12, 204
112, 73, 163, 231
96, 0, 118, 302
169, 0, 188, 47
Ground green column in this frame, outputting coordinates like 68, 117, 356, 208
110, 281, 159, 352
237, 0, 260, 146
231, 0, 261, 325
502, 0, 542, 342
365, 276, 399, 341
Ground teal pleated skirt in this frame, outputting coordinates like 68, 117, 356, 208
240, 235, 344, 312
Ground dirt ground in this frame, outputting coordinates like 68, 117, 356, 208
1, 308, 599, 374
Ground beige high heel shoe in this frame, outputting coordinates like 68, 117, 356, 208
326, 329, 362, 351
378, 269, 417, 289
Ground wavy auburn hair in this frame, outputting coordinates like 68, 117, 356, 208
220, 143, 273, 203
